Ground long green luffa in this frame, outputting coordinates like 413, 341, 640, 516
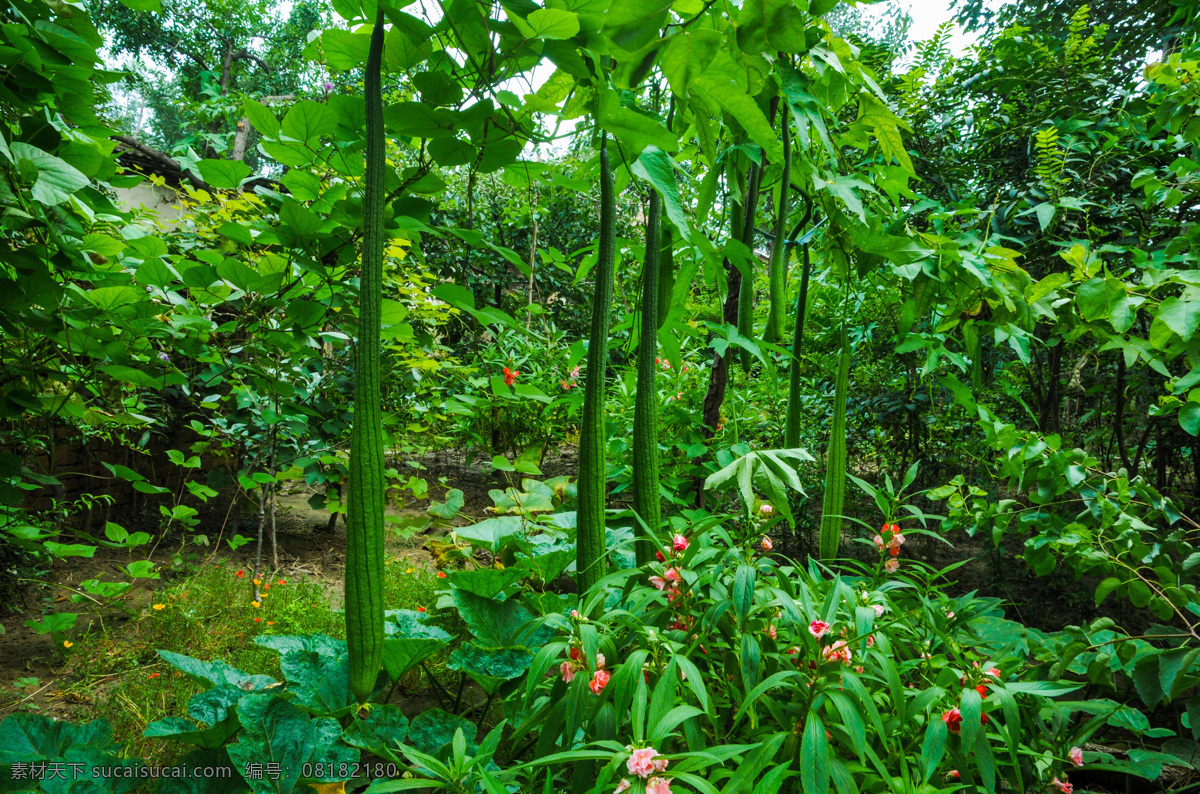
818, 323, 850, 560
576, 135, 616, 595
633, 189, 662, 565
765, 116, 792, 344
784, 242, 813, 449
345, 8, 387, 704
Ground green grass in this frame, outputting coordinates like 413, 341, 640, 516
55, 552, 457, 767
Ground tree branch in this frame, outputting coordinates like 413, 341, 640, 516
112, 135, 214, 193
231, 49, 273, 73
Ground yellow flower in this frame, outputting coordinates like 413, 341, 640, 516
252, 601, 261, 608
253, 578, 262, 586
63, 640, 73, 648
405, 568, 416, 574
152, 603, 165, 610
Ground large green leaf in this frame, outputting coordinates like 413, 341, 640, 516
155, 748, 245, 794
321, 29, 372, 70
602, 0, 672, 52
405, 709, 476, 756
736, 0, 809, 55
597, 90, 677, 154
451, 589, 548, 649
197, 159, 251, 189
85, 286, 142, 313
227, 695, 358, 793
383, 103, 460, 139
513, 8, 580, 40
0, 713, 121, 763
10, 142, 89, 205
280, 650, 355, 718
857, 94, 915, 174
800, 713, 830, 794
384, 609, 454, 642
659, 30, 721, 97
921, 713, 948, 782
281, 100, 338, 141
412, 71, 465, 106
447, 643, 533, 693
0, 713, 146, 790
381, 637, 448, 681
453, 515, 525, 553
342, 704, 409, 757
703, 448, 813, 524
692, 76, 781, 164
244, 99, 281, 138
1151, 297, 1200, 347
781, 67, 835, 157
380, 609, 453, 681
279, 198, 323, 237
157, 650, 276, 691
385, 23, 432, 70
632, 146, 690, 241
159, 748, 246, 794
143, 689, 241, 750
260, 140, 316, 167
255, 634, 346, 659
446, 568, 526, 599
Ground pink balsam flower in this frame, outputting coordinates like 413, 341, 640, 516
646, 778, 672, 794
672, 534, 689, 552
885, 558, 900, 573
590, 669, 611, 695
823, 640, 852, 665
761, 536, 773, 551
626, 747, 666, 778
809, 620, 831, 639
614, 781, 631, 794
1069, 747, 1084, 767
